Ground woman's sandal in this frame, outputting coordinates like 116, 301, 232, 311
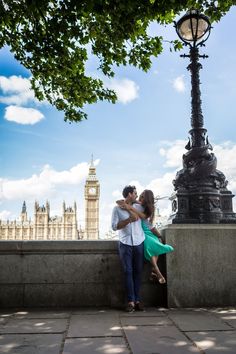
150, 272, 166, 284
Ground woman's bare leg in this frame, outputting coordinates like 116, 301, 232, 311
150, 256, 166, 284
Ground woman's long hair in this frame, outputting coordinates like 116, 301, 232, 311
142, 190, 155, 224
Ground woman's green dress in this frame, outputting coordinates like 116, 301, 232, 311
142, 220, 174, 261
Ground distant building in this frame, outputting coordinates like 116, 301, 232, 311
0, 200, 78, 240
153, 207, 169, 228
0, 159, 100, 240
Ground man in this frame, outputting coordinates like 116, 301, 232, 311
111, 185, 145, 312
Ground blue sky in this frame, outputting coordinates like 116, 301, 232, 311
1, 8, 236, 236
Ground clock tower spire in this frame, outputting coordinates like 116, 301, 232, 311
84, 156, 100, 239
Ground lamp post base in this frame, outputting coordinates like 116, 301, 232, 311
172, 185, 236, 224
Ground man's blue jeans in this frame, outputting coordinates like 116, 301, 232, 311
119, 242, 144, 303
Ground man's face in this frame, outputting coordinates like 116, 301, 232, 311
129, 189, 137, 202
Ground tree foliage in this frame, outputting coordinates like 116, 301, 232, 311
0, 0, 235, 122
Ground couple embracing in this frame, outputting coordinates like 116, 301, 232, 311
111, 185, 174, 312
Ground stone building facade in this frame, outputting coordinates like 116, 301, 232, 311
0, 200, 79, 241
0, 159, 100, 240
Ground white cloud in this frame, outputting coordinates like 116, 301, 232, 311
93, 158, 100, 167
0, 75, 46, 126
107, 78, 139, 104
100, 202, 116, 235
0, 75, 37, 105
213, 142, 236, 177
0, 91, 35, 105
5, 106, 44, 125
211, 142, 236, 201
159, 140, 185, 168
147, 172, 176, 199
172, 75, 186, 93
112, 190, 122, 198
0, 210, 12, 220
0, 75, 31, 93
0, 161, 93, 201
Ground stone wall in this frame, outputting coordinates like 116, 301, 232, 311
164, 224, 236, 307
0, 240, 166, 308
1, 225, 235, 309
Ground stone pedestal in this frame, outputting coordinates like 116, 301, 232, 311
162, 224, 236, 307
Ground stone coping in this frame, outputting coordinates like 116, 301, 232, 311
0, 240, 119, 254
164, 223, 236, 230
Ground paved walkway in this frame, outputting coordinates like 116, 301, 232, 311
0, 307, 235, 354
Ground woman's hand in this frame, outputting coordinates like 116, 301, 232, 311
129, 213, 139, 222
151, 227, 165, 243
116, 200, 131, 210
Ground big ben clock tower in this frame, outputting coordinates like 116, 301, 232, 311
84, 156, 100, 239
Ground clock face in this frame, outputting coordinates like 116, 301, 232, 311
89, 187, 96, 195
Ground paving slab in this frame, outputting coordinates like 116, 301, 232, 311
67, 313, 122, 337
123, 325, 200, 354
72, 309, 118, 315
0, 311, 14, 318
120, 315, 172, 326
0, 318, 68, 334
186, 331, 236, 354
167, 310, 232, 331
63, 337, 129, 354
0, 311, 14, 325
209, 308, 236, 329
120, 308, 166, 318
0, 318, 8, 325
0, 334, 63, 354
13, 310, 71, 319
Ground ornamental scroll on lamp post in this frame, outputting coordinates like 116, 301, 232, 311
172, 9, 236, 223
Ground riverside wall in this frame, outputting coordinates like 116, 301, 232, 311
0, 225, 235, 308
0, 240, 166, 308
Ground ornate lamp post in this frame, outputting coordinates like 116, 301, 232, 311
172, 9, 236, 224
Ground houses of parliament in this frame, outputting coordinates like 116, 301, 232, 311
0, 159, 100, 241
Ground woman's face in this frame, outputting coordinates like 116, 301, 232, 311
139, 191, 145, 205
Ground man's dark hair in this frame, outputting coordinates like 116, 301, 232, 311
122, 185, 136, 198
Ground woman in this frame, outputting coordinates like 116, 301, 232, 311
117, 190, 174, 284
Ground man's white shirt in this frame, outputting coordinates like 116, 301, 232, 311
111, 203, 145, 246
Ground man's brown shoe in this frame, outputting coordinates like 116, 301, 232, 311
135, 302, 145, 311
